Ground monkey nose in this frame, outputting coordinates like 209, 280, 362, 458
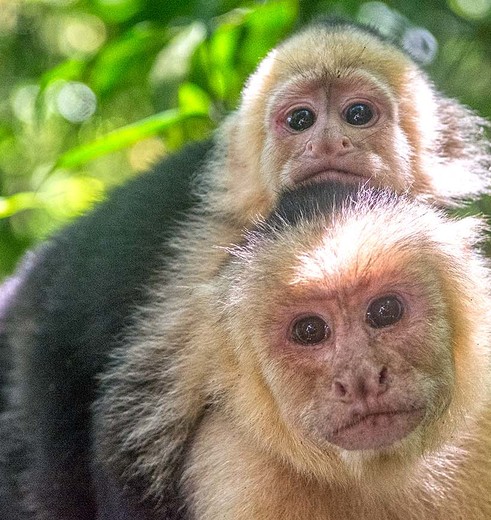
306, 134, 354, 157
332, 366, 389, 403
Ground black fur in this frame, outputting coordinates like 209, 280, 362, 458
0, 139, 212, 519
261, 179, 361, 232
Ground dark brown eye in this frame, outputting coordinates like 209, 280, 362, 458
366, 296, 404, 328
345, 103, 374, 126
291, 315, 330, 345
287, 108, 315, 131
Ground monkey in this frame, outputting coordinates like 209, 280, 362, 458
0, 18, 490, 519
211, 18, 491, 222
95, 180, 491, 519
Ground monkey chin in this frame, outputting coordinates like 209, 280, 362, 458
334, 425, 429, 484
309, 405, 438, 484
327, 407, 426, 451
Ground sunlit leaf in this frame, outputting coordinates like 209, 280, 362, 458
239, 0, 298, 69
94, 0, 143, 23
149, 22, 207, 110
151, 22, 207, 84
90, 23, 167, 96
189, 11, 247, 106
39, 59, 87, 89
55, 109, 210, 168
178, 82, 212, 114
188, 1, 297, 108
0, 193, 41, 219
207, 22, 243, 101
42, 175, 106, 219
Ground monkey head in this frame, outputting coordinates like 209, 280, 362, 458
218, 21, 490, 222
212, 182, 491, 481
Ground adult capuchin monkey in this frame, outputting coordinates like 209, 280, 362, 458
95, 180, 491, 519
0, 18, 490, 519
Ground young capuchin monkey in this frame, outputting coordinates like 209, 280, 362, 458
0, 19, 490, 519
95, 180, 491, 519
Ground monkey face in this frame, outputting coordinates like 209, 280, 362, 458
223, 24, 453, 222
222, 188, 488, 463
249, 242, 452, 454
264, 70, 412, 196
252, 26, 434, 198
261, 266, 452, 453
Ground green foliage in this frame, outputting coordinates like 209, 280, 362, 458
0, 0, 490, 278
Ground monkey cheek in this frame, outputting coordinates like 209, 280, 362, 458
323, 408, 426, 451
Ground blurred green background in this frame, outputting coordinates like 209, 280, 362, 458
1, 0, 490, 279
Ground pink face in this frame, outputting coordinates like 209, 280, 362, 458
264, 73, 412, 192
239, 240, 454, 453
268, 287, 438, 451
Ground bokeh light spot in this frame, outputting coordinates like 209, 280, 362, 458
402, 27, 438, 65
448, 0, 491, 20
357, 2, 402, 36
56, 82, 97, 123
11, 85, 41, 124
59, 15, 107, 56
128, 138, 166, 171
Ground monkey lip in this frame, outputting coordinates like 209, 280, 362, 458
296, 168, 369, 186
328, 407, 425, 451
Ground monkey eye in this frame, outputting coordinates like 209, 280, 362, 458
366, 296, 404, 328
291, 315, 330, 345
344, 103, 374, 126
286, 108, 316, 132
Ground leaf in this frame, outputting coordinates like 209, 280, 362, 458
238, 0, 298, 69
89, 23, 167, 96
178, 82, 212, 114
39, 59, 87, 89
42, 175, 106, 219
0, 192, 41, 219
188, 1, 298, 109
55, 109, 210, 168
94, 0, 144, 23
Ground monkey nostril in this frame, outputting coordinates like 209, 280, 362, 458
341, 137, 352, 149
333, 380, 347, 398
333, 367, 388, 401
379, 366, 388, 387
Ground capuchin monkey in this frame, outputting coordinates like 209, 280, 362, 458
0, 19, 490, 519
96, 181, 491, 520
211, 19, 490, 221
95, 180, 491, 519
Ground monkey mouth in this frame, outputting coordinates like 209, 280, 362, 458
295, 168, 369, 186
328, 407, 425, 451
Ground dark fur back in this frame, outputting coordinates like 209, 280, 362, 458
0, 139, 212, 519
